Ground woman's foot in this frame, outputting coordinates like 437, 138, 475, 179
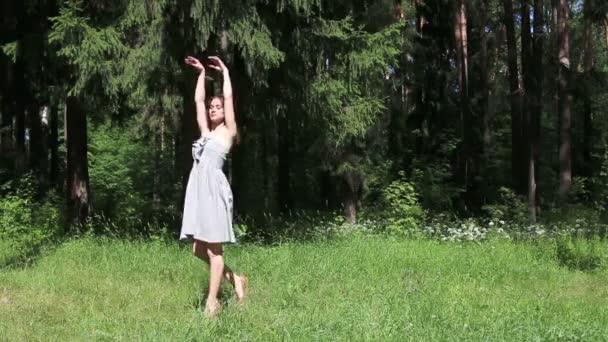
204, 298, 222, 318
235, 274, 248, 305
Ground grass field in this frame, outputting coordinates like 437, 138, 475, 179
1, 235, 607, 341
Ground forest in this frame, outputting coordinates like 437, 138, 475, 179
1, 0, 608, 244
2, 0, 608, 339
2, 0, 608, 238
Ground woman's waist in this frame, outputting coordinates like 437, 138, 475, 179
194, 157, 225, 169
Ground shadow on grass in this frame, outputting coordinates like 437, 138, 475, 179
0, 245, 46, 270
555, 237, 606, 272
0, 236, 68, 270
190, 283, 232, 311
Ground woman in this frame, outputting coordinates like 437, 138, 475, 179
181, 55, 247, 317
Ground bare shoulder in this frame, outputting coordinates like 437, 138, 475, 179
217, 127, 235, 149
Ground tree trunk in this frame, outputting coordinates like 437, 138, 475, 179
521, 0, 535, 221
528, 0, 545, 222
604, 16, 608, 50
582, 1, 594, 177
480, 0, 491, 150
342, 172, 360, 224
179, 74, 197, 209
341, 154, 363, 224
261, 119, 270, 211
29, 103, 47, 192
557, 0, 572, 199
487, 24, 505, 150
14, 0, 26, 171
411, 0, 427, 164
153, 112, 163, 212
49, 104, 59, 187
277, 111, 292, 213
0, 51, 12, 153
65, 95, 90, 225
0, 0, 12, 151
455, 0, 471, 194
503, 0, 525, 195
343, 188, 357, 224
320, 170, 334, 210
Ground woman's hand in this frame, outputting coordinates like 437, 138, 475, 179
185, 56, 205, 73
207, 56, 229, 74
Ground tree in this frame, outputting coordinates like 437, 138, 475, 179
308, 16, 403, 223
503, 0, 525, 196
454, 0, 471, 198
581, 0, 594, 177
527, 0, 544, 222
557, 0, 572, 199
49, 0, 126, 224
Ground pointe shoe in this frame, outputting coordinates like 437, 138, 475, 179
204, 300, 222, 318
235, 275, 249, 305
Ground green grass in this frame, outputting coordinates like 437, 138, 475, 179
1, 235, 607, 341
0, 240, 21, 268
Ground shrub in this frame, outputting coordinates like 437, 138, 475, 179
0, 174, 62, 265
382, 172, 426, 236
481, 187, 528, 224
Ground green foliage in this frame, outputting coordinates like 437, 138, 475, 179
5, 0, 608, 235
87, 119, 180, 234
49, 0, 126, 96
85, 118, 181, 236
303, 15, 404, 214
0, 174, 62, 266
587, 138, 608, 213
482, 187, 528, 223
237, 210, 381, 243
311, 77, 385, 147
382, 172, 425, 235
555, 236, 606, 272
228, 5, 285, 73
0, 42, 17, 62
411, 141, 463, 211
88, 120, 147, 223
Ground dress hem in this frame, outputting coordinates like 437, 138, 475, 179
180, 234, 236, 244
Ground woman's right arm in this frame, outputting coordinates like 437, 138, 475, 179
194, 71, 209, 134
185, 56, 209, 134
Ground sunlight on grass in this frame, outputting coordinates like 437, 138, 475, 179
1, 236, 607, 340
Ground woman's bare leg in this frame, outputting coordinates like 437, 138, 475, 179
192, 240, 239, 284
192, 240, 248, 311
204, 242, 224, 315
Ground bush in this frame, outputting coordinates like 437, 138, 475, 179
0, 174, 62, 265
411, 153, 463, 211
382, 172, 426, 236
481, 187, 528, 224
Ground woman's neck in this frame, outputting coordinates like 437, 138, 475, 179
210, 121, 224, 131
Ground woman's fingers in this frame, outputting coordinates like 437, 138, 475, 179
208, 56, 226, 70
185, 56, 205, 72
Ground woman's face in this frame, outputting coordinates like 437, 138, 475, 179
208, 97, 224, 124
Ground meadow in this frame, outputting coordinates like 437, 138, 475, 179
1, 235, 607, 341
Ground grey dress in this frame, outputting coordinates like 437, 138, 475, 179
180, 136, 235, 243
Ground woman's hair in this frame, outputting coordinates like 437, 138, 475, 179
207, 95, 225, 108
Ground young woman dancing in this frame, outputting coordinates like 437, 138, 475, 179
181, 55, 247, 317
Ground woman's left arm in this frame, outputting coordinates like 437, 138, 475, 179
209, 57, 236, 138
